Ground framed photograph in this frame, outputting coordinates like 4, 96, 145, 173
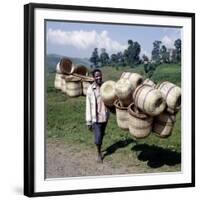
24, 3, 195, 197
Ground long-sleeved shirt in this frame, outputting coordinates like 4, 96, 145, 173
86, 82, 109, 125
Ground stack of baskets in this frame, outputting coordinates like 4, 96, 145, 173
54, 58, 94, 97
54, 58, 181, 140
100, 72, 181, 139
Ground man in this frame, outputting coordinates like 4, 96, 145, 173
86, 69, 109, 163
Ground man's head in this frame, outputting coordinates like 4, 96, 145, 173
92, 69, 102, 86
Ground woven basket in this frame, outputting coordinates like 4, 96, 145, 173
56, 62, 61, 73
59, 57, 75, 74
73, 65, 89, 76
133, 84, 166, 116
120, 72, 143, 90
82, 76, 94, 96
115, 79, 133, 107
143, 78, 156, 88
100, 80, 117, 107
156, 81, 181, 114
63, 75, 82, 97
128, 103, 153, 139
152, 111, 176, 138
60, 75, 69, 93
114, 100, 129, 131
54, 73, 63, 90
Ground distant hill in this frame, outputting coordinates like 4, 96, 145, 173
46, 54, 92, 73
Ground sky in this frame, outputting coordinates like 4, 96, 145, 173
46, 20, 181, 59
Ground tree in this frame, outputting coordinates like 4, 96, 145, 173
128, 39, 133, 46
160, 45, 170, 63
124, 40, 141, 67
142, 54, 149, 64
171, 49, 177, 63
132, 41, 141, 65
99, 48, 109, 66
110, 53, 118, 66
151, 40, 162, 64
174, 39, 181, 63
116, 51, 126, 66
144, 62, 156, 78
90, 48, 100, 68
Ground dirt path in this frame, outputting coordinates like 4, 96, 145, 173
46, 138, 142, 178
46, 138, 181, 178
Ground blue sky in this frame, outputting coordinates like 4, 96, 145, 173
46, 20, 181, 59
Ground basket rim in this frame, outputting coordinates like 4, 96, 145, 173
81, 76, 94, 82
128, 103, 150, 119
60, 57, 74, 75
64, 75, 82, 82
114, 99, 128, 110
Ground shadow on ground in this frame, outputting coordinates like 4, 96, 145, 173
132, 143, 181, 168
103, 138, 136, 158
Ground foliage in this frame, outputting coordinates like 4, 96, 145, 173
142, 54, 149, 63
151, 40, 162, 64
144, 62, 157, 78
100, 48, 109, 66
151, 39, 182, 65
124, 40, 141, 67
173, 39, 181, 63
160, 45, 170, 63
110, 53, 118, 65
46, 37, 182, 74
90, 48, 100, 68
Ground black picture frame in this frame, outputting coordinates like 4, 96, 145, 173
24, 3, 195, 197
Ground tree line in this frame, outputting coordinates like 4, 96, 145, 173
89, 38, 181, 69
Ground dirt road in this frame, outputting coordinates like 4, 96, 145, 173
46, 138, 139, 178
46, 138, 181, 178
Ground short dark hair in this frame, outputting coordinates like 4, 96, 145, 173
91, 69, 102, 77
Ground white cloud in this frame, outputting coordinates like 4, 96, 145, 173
140, 48, 151, 59
162, 28, 181, 36
47, 28, 127, 54
161, 28, 181, 49
161, 35, 175, 49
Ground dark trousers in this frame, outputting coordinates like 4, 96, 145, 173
92, 122, 107, 145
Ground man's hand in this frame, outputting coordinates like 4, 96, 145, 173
88, 125, 93, 131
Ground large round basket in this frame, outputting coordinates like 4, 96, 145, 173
82, 76, 94, 96
133, 84, 166, 116
100, 80, 117, 107
59, 57, 75, 74
60, 75, 69, 93
143, 78, 156, 88
152, 111, 176, 138
156, 81, 181, 114
115, 79, 133, 107
73, 65, 89, 76
54, 73, 63, 90
120, 72, 143, 90
56, 62, 61, 74
64, 76, 82, 97
128, 103, 153, 139
114, 100, 129, 131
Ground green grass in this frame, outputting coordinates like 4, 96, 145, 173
100, 65, 145, 81
46, 64, 181, 172
152, 63, 181, 86
99, 64, 181, 86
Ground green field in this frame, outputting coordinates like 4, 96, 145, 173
47, 64, 181, 172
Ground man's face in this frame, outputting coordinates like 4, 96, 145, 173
94, 71, 102, 86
